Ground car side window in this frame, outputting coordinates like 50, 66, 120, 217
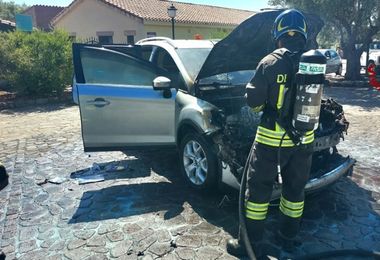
141, 46, 153, 62
330, 50, 338, 58
154, 47, 186, 90
81, 48, 158, 86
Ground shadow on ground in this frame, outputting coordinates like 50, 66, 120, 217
0, 102, 74, 115
69, 150, 379, 259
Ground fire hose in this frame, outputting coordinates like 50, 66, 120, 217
238, 141, 380, 260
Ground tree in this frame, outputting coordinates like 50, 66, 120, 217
269, 0, 380, 80
0, 0, 28, 21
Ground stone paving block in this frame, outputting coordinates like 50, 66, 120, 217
202, 235, 222, 246
175, 248, 195, 260
1, 244, 15, 254
64, 248, 92, 260
176, 234, 202, 248
18, 249, 48, 260
74, 230, 95, 240
110, 240, 133, 258
19, 227, 38, 242
130, 228, 154, 242
156, 229, 171, 243
19, 239, 37, 254
134, 235, 158, 254
41, 239, 54, 249
107, 231, 125, 242
188, 222, 220, 235
148, 242, 172, 257
92, 247, 109, 254
48, 204, 62, 215
67, 238, 87, 250
98, 223, 120, 235
87, 235, 107, 247
169, 226, 188, 237
314, 229, 342, 242
122, 223, 142, 234
160, 252, 178, 260
37, 229, 56, 240
84, 254, 108, 260
47, 254, 63, 260
195, 246, 223, 260
50, 240, 66, 251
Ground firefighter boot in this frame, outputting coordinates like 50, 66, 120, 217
226, 220, 266, 258
226, 238, 246, 257
0, 164, 9, 191
227, 238, 268, 259
275, 230, 302, 253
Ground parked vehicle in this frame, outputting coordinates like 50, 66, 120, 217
361, 42, 380, 73
317, 49, 343, 75
72, 10, 355, 198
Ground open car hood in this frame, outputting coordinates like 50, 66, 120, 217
196, 9, 324, 80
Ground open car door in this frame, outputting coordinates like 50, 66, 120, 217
72, 44, 176, 152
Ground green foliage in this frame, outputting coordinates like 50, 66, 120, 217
209, 30, 231, 40
0, 30, 73, 97
317, 22, 340, 49
0, 0, 28, 21
268, 0, 380, 79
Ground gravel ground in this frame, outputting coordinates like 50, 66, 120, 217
0, 86, 379, 260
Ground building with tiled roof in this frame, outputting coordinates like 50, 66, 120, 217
23, 5, 64, 31
52, 0, 254, 44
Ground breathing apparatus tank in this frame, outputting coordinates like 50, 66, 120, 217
292, 50, 327, 132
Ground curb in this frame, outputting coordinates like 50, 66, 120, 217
326, 80, 370, 88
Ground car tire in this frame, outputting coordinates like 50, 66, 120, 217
179, 132, 218, 190
336, 65, 342, 75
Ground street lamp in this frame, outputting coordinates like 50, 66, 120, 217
167, 3, 177, 39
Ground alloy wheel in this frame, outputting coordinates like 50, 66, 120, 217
183, 140, 208, 185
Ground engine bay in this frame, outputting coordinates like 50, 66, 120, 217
208, 95, 349, 181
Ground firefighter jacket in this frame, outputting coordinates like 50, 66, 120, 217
246, 48, 314, 147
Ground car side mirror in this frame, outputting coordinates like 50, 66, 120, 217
153, 76, 171, 90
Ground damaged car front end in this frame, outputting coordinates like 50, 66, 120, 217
193, 73, 354, 197
72, 9, 355, 197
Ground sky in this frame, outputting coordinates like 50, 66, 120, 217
7, 0, 272, 11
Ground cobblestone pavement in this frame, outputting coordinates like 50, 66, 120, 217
0, 87, 379, 260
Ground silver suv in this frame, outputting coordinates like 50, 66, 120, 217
72, 10, 355, 197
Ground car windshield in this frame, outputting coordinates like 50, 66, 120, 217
176, 48, 212, 80
198, 70, 255, 86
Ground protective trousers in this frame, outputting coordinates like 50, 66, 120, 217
245, 142, 313, 242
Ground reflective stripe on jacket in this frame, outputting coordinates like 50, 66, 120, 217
246, 48, 315, 147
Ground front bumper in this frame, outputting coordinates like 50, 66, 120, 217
221, 156, 356, 200
271, 156, 355, 200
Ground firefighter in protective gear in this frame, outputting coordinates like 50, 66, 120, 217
227, 9, 314, 256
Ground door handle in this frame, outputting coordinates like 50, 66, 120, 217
87, 98, 110, 107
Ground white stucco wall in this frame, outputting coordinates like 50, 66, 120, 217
144, 22, 234, 40
54, 0, 236, 43
54, 0, 144, 43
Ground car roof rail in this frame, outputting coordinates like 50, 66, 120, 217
136, 37, 177, 48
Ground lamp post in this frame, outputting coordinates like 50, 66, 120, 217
167, 3, 177, 39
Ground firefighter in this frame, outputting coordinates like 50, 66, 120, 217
227, 9, 314, 256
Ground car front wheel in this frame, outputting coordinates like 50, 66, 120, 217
179, 132, 218, 190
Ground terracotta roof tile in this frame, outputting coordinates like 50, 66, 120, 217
24, 5, 64, 30
104, 0, 254, 25
54, 0, 254, 26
